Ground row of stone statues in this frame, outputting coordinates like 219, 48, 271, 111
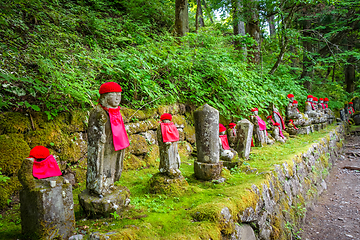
18, 82, 338, 239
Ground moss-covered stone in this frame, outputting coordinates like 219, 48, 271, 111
66, 110, 89, 132
0, 176, 21, 209
144, 144, 159, 167
124, 154, 146, 170
148, 172, 188, 195
0, 133, 30, 176
125, 119, 159, 135
172, 115, 186, 127
178, 141, 193, 157
127, 134, 149, 155
0, 112, 32, 134
183, 125, 196, 144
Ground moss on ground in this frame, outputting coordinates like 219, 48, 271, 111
0, 124, 340, 239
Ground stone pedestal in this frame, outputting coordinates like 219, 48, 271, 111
18, 158, 75, 240
149, 172, 188, 195
313, 124, 322, 131
79, 186, 130, 218
194, 161, 223, 180
236, 119, 253, 160
193, 104, 222, 180
297, 126, 311, 135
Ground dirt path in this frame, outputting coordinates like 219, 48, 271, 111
300, 132, 360, 240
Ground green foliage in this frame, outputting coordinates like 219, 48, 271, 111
0, 168, 10, 182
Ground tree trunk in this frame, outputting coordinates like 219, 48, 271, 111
345, 56, 356, 93
268, 15, 276, 36
195, 0, 204, 32
175, 0, 189, 37
232, 0, 246, 51
245, 0, 260, 64
269, 35, 289, 74
300, 19, 312, 91
202, 0, 214, 24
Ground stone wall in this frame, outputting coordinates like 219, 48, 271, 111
0, 104, 196, 209
203, 124, 345, 240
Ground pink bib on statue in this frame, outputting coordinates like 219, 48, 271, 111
161, 122, 179, 142
219, 135, 230, 150
321, 103, 325, 109
33, 155, 62, 179
102, 106, 130, 151
256, 116, 267, 131
274, 112, 285, 130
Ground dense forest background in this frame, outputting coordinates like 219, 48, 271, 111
0, 0, 359, 118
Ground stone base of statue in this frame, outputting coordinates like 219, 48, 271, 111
194, 161, 223, 180
286, 127, 298, 136
149, 171, 188, 195
79, 186, 130, 218
313, 124, 322, 131
328, 118, 334, 125
297, 126, 311, 135
20, 176, 75, 240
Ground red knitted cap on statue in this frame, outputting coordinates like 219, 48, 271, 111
307, 95, 313, 99
313, 97, 318, 101
349, 102, 353, 104
266, 115, 272, 119
251, 108, 258, 112
160, 113, 172, 121
274, 122, 280, 126
99, 82, 122, 94
228, 123, 236, 129
324, 98, 329, 101
29, 146, 50, 159
293, 100, 298, 104
319, 98, 324, 101
287, 94, 294, 98
219, 124, 227, 133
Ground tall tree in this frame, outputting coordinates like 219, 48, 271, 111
196, 0, 205, 31
175, 0, 189, 37
245, 0, 260, 64
232, 0, 246, 51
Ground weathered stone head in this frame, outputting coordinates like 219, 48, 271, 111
319, 98, 324, 103
307, 95, 313, 102
99, 82, 122, 108
292, 100, 298, 108
287, 94, 294, 103
312, 97, 318, 105
160, 113, 172, 123
251, 107, 259, 116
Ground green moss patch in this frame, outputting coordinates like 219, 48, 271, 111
0, 112, 32, 134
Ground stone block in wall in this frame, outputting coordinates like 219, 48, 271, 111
183, 125, 196, 144
124, 154, 146, 170
178, 141, 193, 156
125, 119, 158, 135
178, 128, 185, 141
144, 144, 160, 167
140, 130, 158, 145
127, 135, 149, 155
157, 104, 186, 116
0, 112, 32, 134
172, 115, 186, 128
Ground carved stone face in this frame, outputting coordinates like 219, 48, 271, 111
307, 98, 312, 102
319, 100, 323, 103
220, 131, 226, 135
288, 97, 294, 102
293, 103, 298, 108
162, 119, 170, 123
100, 92, 122, 108
254, 111, 258, 116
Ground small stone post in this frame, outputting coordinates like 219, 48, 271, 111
236, 119, 253, 160
193, 104, 222, 180
18, 158, 75, 239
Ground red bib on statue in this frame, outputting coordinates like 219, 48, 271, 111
161, 122, 179, 142
219, 135, 230, 150
32, 155, 62, 179
104, 106, 130, 151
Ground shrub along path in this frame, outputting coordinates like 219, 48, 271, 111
300, 129, 360, 240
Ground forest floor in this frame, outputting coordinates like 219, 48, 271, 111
300, 128, 360, 240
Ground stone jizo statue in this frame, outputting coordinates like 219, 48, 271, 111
348, 102, 355, 115
313, 97, 327, 123
305, 95, 320, 123
226, 122, 237, 147
157, 113, 181, 177
250, 108, 274, 147
86, 82, 129, 196
219, 124, 237, 161
266, 116, 286, 143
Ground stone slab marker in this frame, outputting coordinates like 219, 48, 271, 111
236, 119, 253, 160
193, 104, 222, 180
18, 158, 75, 239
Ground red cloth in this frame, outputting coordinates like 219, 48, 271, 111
293, 100, 298, 104
161, 122, 179, 142
289, 119, 298, 130
220, 135, 230, 150
321, 103, 325, 109
160, 113, 172, 121
324, 98, 329, 101
274, 112, 286, 130
325, 103, 328, 108
29, 146, 50, 159
251, 108, 258, 112
287, 94, 294, 98
228, 123, 236, 129
32, 155, 62, 179
251, 138, 254, 147
306, 101, 315, 110
256, 116, 267, 131
99, 82, 122, 94
267, 115, 276, 125
101, 105, 130, 151
219, 124, 227, 133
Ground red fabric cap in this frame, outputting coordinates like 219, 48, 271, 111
228, 123, 236, 129
29, 146, 50, 159
324, 98, 329, 101
251, 108, 258, 112
293, 100, 298, 104
349, 102, 353, 104
219, 124, 227, 133
266, 115, 272, 119
319, 98, 324, 101
274, 122, 280, 126
160, 113, 172, 121
307, 95, 313, 99
287, 94, 294, 98
99, 82, 122, 94
312, 97, 318, 101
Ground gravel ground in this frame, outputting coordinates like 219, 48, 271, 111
300, 131, 360, 240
